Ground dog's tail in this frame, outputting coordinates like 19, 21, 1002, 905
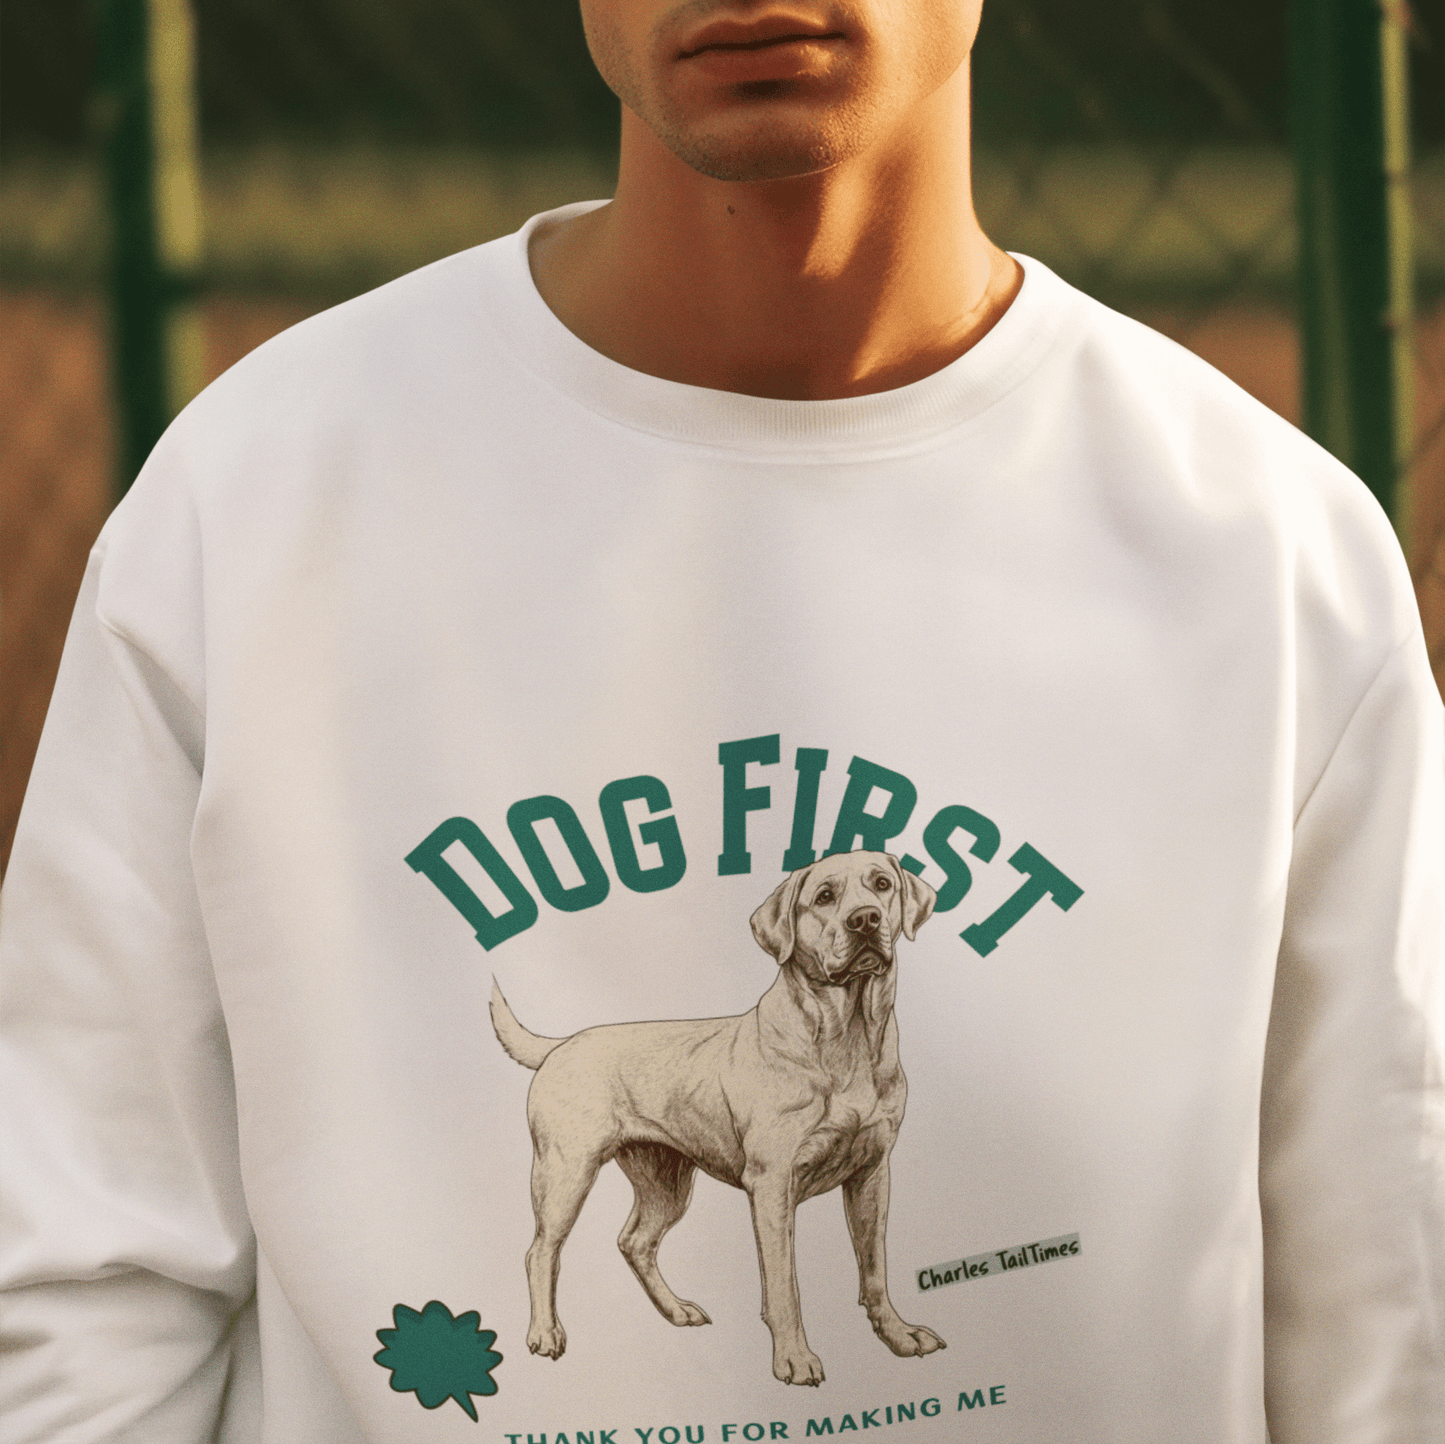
490, 981, 567, 1070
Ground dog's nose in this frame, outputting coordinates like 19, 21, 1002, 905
846, 905, 881, 935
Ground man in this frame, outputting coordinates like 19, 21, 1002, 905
1, 1, 1441, 1440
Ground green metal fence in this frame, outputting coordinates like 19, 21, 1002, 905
94, 0, 206, 492
4, 0, 1445, 873
3, 0, 1443, 520
1291, 0, 1415, 533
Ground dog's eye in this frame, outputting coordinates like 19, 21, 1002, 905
814, 887, 834, 905
873, 874, 892, 892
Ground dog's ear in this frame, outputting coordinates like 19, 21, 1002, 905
893, 858, 937, 940
751, 868, 808, 963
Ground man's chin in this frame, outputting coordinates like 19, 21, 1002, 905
646, 101, 868, 184
678, 144, 839, 184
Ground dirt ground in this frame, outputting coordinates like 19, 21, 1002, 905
3, 288, 1445, 875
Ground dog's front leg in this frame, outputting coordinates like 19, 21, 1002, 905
745, 1170, 824, 1386
843, 1159, 946, 1358
524, 1141, 602, 1360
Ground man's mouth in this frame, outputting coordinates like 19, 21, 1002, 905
677, 14, 845, 61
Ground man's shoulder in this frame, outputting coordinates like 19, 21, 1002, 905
1025, 260, 1386, 525
1014, 259, 1416, 654
189, 235, 516, 420
106, 229, 533, 539
94, 233, 528, 604
1031, 264, 1291, 439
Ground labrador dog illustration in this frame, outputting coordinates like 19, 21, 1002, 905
490, 849, 945, 1386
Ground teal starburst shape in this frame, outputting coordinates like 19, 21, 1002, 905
374, 1300, 502, 1420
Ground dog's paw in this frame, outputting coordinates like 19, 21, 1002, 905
666, 1300, 712, 1327
527, 1321, 568, 1359
774, 1345, 825, 1386
874, 1317, 946, 1357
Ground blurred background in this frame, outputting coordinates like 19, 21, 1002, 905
2, 0, 1444, 872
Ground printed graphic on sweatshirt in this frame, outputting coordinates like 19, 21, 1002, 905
917, 1233, 1081, 1291
406, 733, 1084, 960
497, 1385, 1009, 1443
490, 851, 944, 1388
374, 1300, 503, 1418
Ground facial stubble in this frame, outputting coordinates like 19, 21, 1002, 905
585, 4, 888, 183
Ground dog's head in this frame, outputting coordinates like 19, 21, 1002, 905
750, 851, 936, 984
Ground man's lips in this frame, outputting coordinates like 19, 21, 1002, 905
677, 15, 845, 60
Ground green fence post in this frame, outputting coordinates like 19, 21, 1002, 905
1290, 0, 1414, 540
96, 0, 205, 501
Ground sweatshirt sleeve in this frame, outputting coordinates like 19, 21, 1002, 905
1261, 626, 1445, 1442
0, 547, 258, 1443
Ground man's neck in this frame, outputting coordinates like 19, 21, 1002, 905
529, 62, 1020, 401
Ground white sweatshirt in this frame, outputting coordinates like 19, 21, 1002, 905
1, 205, 1442, 1444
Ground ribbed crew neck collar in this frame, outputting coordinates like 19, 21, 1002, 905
474, 202, 1085, 459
